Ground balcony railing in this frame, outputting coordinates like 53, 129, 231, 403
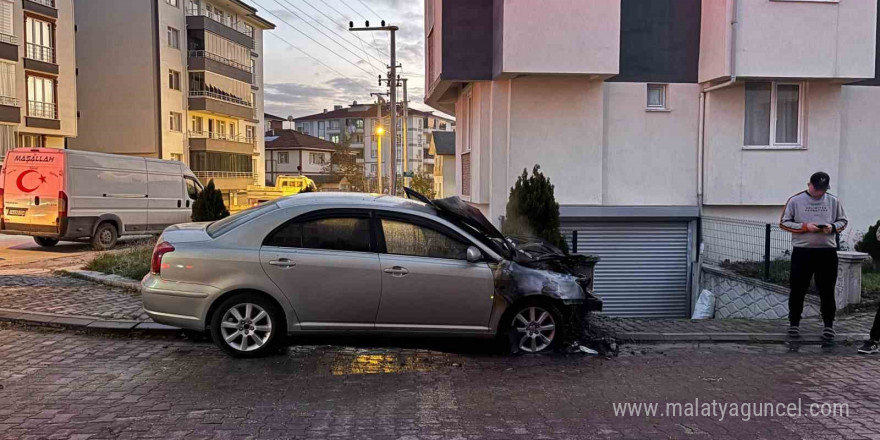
186, 7, 254, 38
27, 0, 55, 7
26, 43, 55, 63
193, 171, 254, 179
28, 100, 57, 119
188, 50, 252, 73
189, 90, 252, 107
0, 96, 18, 107
189, 131, 255, 144
0, 33, 17, 45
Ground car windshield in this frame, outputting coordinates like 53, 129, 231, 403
206, 202, 279, 238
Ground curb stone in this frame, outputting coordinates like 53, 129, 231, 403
614, 331, 868, 344
54, 268, 142, 292
0, 308, 179, 334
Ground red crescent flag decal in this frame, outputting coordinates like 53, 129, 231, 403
15, 169, 43, 193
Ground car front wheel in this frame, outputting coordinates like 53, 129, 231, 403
210, 293, 283, 358
507, 301, 564, 354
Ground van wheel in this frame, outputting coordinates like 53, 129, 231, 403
33, 237, 59, 247
91, 223, 118, 250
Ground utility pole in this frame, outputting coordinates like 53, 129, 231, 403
401, 78, 409, 188
350, 20, 399, 195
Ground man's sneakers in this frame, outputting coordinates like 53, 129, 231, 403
858, 340, 879, 354
787, 326, 800, 338
822, 327, 836, 342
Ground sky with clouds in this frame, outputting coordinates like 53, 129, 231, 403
243, 0, 434, 120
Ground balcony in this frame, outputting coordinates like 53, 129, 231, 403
24, 43, 57, 74
189, 131, 256, 155
26, 100, 59, 129
188, 90, 255, 120
23, 0, 57, 18
187, 50, 253, 84
0, 96, 19, 124
193, 171, 254, 190
186, 7, 254, 49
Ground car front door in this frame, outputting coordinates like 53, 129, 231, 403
260, 210, 381, 330
374, 213, 494, 332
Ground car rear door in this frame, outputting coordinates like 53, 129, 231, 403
374, 212, 494, 332
259, 209, 381, 330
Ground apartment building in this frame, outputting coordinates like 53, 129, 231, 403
425, 0, 880, 318
293, 102, 454, 181
0, 0, 77, 163
70, 0, 273, 201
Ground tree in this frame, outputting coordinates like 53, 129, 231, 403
502, 165, 569, 253
408, 167, 436, 199
323, 133, 367, 192
856, 221, 880, 270
191, 180, 230, 222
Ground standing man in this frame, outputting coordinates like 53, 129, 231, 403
780, 172, 848, 341
859, 225, 880, 354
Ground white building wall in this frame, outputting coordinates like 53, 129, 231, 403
838, 85, 880, 233
158, 0, 188, 160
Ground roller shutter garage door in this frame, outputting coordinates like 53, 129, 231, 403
563, 222, 691, 318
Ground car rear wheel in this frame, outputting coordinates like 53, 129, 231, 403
210, 293, 283, 358
507, 301, 564, 354
91, 223, 118, 250
33, 237, 59, 247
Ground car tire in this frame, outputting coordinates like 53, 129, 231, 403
210, 293, 284, 358
91, 223, 118, 251
503, 299, 565, 354
33, 237, 59, 247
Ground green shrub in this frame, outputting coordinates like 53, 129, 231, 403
502, 165, 568, 253
855, 221, 880, 270
86, 242, 154, 280
191, 179, 229, 222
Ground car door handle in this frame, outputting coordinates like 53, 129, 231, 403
383, 266, 409, 277
269, 258, 296, 268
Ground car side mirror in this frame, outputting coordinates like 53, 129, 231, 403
466, 246, 482, 263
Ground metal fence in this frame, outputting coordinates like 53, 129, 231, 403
701, 216, 795, 283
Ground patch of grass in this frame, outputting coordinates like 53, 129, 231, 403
863, 267, 880, 295
719, 259, 792, 287
85, 239, 154, 281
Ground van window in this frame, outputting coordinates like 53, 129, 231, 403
185, 177, 200, 199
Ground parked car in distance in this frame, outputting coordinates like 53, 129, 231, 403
141, 190, 601, 357
0, 148, 203, 249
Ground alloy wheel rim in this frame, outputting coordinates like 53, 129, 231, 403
512, 306, 556, 353
220, 303, 272, 352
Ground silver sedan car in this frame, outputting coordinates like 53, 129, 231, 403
142, 191, 601, 357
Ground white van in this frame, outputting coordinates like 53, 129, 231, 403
0, 148, 203, 249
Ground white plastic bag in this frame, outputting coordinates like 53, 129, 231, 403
691, 289, 715, 319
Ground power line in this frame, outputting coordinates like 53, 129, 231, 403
248, 0, 377, 79
354, 0, 380, 19
279, 0, 386, 69
269, 0, 383, 76
264, 32, 349, 79
300, 0, 388, 58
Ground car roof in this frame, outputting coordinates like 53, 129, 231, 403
273, 192, 436, 215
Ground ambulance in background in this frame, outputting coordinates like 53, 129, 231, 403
0, 148, 203, 250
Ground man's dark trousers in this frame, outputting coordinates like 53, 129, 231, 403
789, 247, 838, 327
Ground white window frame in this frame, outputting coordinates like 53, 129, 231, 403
168, 69, 180, 91
743, 81, 806, 150
646, 83, 669, 111
309, 152, 324, 165
169, 111, 182, 132
165, 0, 179, 7
278, 152, 289, 164
167, 26, 180, 49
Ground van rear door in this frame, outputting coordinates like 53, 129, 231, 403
146, 159, 185, 231
1, 149, 65, 235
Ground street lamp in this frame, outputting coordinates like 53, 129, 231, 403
375, 126, 385, 193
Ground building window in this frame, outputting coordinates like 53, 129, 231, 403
27, 75, 55, 119
371, 164, 377, 174
278, 152, 289, 164
0, 61, 14, 105
462, 89, 472, 153
191, 115, 203, 134
165, 0, 179, 7
439, 122, 447, 130
355, 119, 364, 129
25, 17, 54, 63
330, 134, 340, 144
646, 84, 667, 109
245, 125, 255, 142
18, 134, 42, 148
353, 134, 364, 144
329, 120, 339, 130
744, 81, 803, 148
170, 153, 183, 162
167, 26, 180, 49
309, 152, 324, 165
168, 69, 181, 91
0, 0, 13, 39
461, 152, 471, 196
169, 111, 182, 132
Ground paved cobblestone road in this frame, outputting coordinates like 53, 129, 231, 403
0, 326, 878, 439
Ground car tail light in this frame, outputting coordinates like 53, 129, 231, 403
0, 186, 4, 211
58, 190, 67, 219
151, 241, 175, 275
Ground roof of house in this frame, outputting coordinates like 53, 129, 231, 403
264, 112, 286, 122
294, 104, 453, 122
265, 129, 338, 151
431, 131, 456, 155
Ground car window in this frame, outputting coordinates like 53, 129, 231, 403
206, 202, 278, 237
185, 177, 200, 200
380, 218, 469, 260
265, 216, 371, 252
